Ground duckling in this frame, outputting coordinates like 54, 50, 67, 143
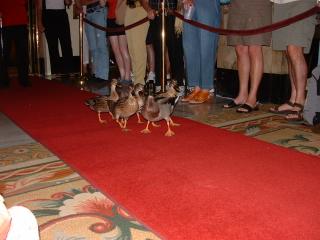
85, 79, 118, 123
113, 85, 139, 130
133, 83, 146, 124
155, 79, 180, 100
141, 84, 180, 136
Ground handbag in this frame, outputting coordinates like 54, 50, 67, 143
115, 0, 126, 25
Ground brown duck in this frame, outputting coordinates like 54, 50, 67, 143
113, 85, 139, 130
85, 79, 119, 123
141, 80, 180, 136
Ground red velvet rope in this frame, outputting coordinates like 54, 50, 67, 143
83, 17, 149, 33
172, 5, 319, 36
83, 5, 319, 36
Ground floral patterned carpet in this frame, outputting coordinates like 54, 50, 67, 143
0, 94, 319, 239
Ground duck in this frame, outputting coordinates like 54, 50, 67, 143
85, 79, 119, 123
113, 85, 139, 130
133, 83, 146, 124
140, 80, 180, 136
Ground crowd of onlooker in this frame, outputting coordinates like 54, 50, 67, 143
0, 0, 317, 119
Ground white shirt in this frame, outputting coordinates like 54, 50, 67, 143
45, 0, 66, 10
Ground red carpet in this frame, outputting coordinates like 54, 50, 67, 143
1, 78, 320, 239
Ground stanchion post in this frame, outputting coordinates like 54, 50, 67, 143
79, 12, 84, 78
0, 15, 3, 58
161, 0, 166, 92
78, 11, 88, 86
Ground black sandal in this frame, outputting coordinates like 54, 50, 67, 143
223, 100, 242, 109
236, 103, 259, 113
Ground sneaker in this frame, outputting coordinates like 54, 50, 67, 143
146, 71, 155, 82
189, 90, 210, 104
181, 86, 201, 102
177, 86, 185, 97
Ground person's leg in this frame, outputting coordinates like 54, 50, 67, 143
109, 35, 125, 79
234, 45, 249, 104
182, 17, 200, 89
85, 13, 97, 75
166, 15, 184, 86
43, 11, 61, 74
0, 27, 11, 87
287, 45, 307, 106
285, 45, 308, 120
118, 34, 131, 80
92, 8, 109, 80
146, 43, 155, 81
58, 11, 74, 74
197, 0, 221, 90
15, 26, 30, 86
124, 7, 148, 84
246, 45, 263, 107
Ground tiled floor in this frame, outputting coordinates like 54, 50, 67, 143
0, 74, 319, 239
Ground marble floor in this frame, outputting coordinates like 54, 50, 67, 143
0, 74, 319, 239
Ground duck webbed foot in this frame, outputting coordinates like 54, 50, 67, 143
165, 121, 175, 137
98, 113, 107, 124
169, 117, 180, 126
141, 121, 151, 134
151, 122, 161, 128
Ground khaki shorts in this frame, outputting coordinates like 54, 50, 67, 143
272, 0, 316, 54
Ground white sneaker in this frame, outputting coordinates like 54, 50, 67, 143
178, 86, 185, 97
147, 71, 155, 82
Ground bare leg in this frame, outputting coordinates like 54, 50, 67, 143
234, 45, 250, 104
270, 50, 297, 112
109, 35, 125, 79
245, 45, 263, 107
146, 44, 155, 78
285, 45, 307, 120
286, 45, 307, 106
118, 35, 131, 80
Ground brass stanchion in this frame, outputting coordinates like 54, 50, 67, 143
79, 12, 87, 85
160, 0, 166, 92
0, 16, 3, 58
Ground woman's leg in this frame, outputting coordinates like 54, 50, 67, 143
246, 45, 263, 107
234, 45, 250, 104
109, 35, 125, 79
118, 34, 132, 81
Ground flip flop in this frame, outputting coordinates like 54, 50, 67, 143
269, 101, 295, 114
236, 103, 259, 113
223, 100, 242, 109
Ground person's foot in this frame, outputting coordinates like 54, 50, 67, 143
181, 86, 201, 102
269, 101, 295, 114
223, 99, 243, 108
236, 103, 259, 113
189, 89, 211, 104
285, 103, 304, 122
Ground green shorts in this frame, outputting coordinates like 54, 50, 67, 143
272, 0, 316, 54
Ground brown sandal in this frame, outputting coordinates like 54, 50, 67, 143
269, 101, 295, 114
285, 103, 304, 122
